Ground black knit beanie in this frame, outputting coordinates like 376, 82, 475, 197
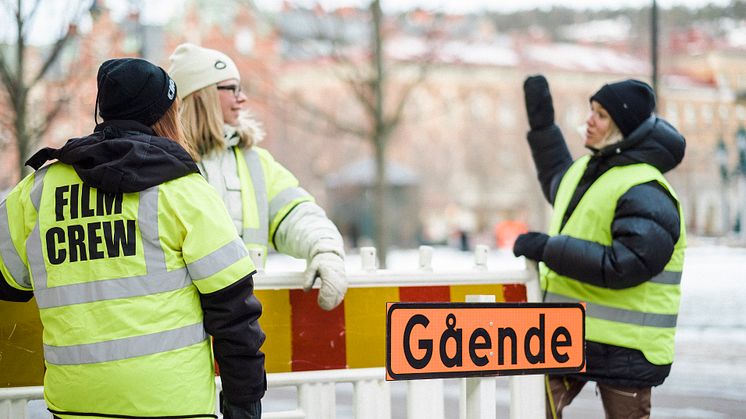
96, 58, 177, 126
590, 79, 655, 137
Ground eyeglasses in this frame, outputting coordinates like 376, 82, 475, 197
216, 84, 243, 99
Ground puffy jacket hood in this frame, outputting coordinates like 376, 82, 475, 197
25, 120, 199, 193
593, 116, 686, 174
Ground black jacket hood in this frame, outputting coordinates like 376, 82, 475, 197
591, 116, 686, 174
26, 120, 199, 194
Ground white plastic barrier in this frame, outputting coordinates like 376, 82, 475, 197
0, 246, 545, 419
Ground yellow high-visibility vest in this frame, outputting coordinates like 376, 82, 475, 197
233, 146, 312, 264
541, 155, 686, 365
0, 162, 254, 418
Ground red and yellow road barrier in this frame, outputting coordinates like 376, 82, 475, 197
257, 283, 527, 373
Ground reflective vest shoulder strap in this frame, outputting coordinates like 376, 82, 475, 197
234, 146, 269, 245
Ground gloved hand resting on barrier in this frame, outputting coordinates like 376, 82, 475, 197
304, 244, 347, 310
273, 201, 348, 310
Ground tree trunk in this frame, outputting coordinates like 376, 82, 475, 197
370, 0, 388, 267
14, 0, 28, 181
14, 96, 29, 180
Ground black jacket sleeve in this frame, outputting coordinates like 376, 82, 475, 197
526, 125, 574, 204
0, 272, 34, 302
542, 181, 680, 289
200, 271, 266, 407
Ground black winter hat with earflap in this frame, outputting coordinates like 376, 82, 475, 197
590, 79, 656, 137
96, 58, 177, 126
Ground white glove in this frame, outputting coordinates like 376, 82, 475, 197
303, 252, 347, 310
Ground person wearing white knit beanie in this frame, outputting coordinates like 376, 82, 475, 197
168, 41, 348, 319
168, 43, 241, 100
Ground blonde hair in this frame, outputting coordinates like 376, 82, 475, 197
151, 97, 199, 160
180, 85, 255, 159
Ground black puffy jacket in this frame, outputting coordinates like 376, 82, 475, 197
527, 116, 685, 387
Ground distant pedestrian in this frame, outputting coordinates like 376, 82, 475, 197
0, 58, 264, 418
514, 75, 686, 419
168, 43, 347, 311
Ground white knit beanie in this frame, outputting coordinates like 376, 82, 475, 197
168, 43, 241, 99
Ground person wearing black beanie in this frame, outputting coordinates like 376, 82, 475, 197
590, 79, 656, 137
96, 58, 177, 126
513, 75, 686, 419
2, 57, 266, 419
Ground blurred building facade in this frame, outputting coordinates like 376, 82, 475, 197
3, 1, 746, 244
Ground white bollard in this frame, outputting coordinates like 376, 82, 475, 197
473, 245, 489, 270
299, 382, 336, 419
0, 399, 28, 419
360, 247, 377, 271
523, 260, 542, 303
408, 379, 445, 419
354, 379, 391, 419
418, 245, 434, 271
510, 259, 545, 419
406, 245, 443, 419
460, 294, 497, 419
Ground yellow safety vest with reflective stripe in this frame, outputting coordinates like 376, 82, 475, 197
233, 146, 313, 263
0, 163, 254, 418
541, 155, 686, 365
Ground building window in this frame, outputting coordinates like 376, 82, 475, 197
683, 104, 697, 128
701, 104, 713, 125
499, 102, 516, 128
666, 103, 679, 127
737, 105, 746, 122
719, 104, 730, 124
470, 93, 491, 121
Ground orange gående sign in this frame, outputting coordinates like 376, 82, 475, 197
386, 302, 585, 380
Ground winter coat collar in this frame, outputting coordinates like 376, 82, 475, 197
587, 116, 685, 174
26, 119, 199, 194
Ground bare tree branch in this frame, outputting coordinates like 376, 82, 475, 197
387, 59, 431, 129
31, 29, 74, 86
0, 0, 89, 179
290, 92, 368, 138
29, 95, 68, 141
20, 0, 42, 39
0, 53, 16, 99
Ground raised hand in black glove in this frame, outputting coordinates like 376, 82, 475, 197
513, 232, 549, 262
523, 75, 555, 131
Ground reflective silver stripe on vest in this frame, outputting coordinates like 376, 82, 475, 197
30, 167, 48, 211
241, 149, 268, 245
545, 292, 678, 328
138, 187, 166, 272
26, 168, 49, 289
243, 227, 268, 244
34, 269, 190, 308
649, 270, 682, 285
44, 322, 207, 365
187, 237, 248, 280
269, 187, 309, 222
0, 202, 32, 289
